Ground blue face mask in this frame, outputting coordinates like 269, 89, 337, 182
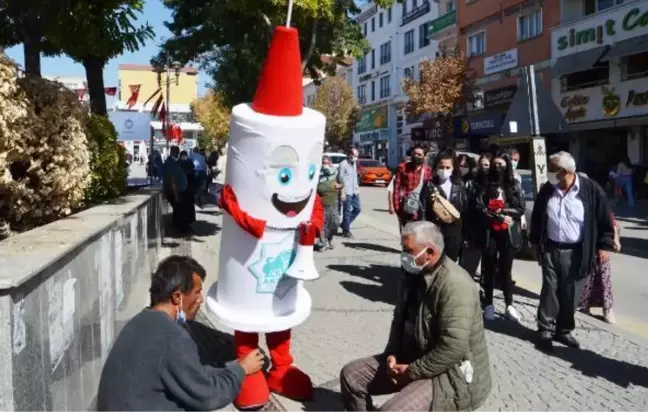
176, 297, 187, 324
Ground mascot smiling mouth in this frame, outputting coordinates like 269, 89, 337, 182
272, 190, 312, 217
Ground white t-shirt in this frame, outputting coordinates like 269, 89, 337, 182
387, 176, 395, 193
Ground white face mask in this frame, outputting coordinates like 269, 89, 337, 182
511, 160, 519, 170
548, 173, 559, 186
176, 296, 187, 324
401, 248, 429, 274
437, 168, 453, 181
460, 167, 469, 176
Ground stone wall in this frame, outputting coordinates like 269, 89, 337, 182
0, 189, 165, 411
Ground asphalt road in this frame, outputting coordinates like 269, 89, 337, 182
355, 184, 648, 342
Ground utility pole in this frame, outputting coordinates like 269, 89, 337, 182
165, 53, 172, 151
525, 65, 549, 195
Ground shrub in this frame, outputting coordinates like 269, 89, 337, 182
0, 54, 91, 236
84, 115, 128, 203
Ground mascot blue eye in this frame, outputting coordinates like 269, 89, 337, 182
278, 168, 293, 186
308, 164, 316, 180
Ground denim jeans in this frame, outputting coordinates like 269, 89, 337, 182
617, 175, 635, 208
341, 194, 361, 232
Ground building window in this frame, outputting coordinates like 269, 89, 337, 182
419, 22, 430, 48
372, 17, 375, 32
403, 0, 407, 14
380, 75, 391, 98
404, 66, 415, 79
404, 29, 415, 54
364, 22, 367, 36
371, 80, 376, 101
379, 12, 384, 27
357, 85, 367, 104
357, 55, 367, 75
371, 49, 376, 70
380, 41, 392, 65
467, 31, 486, 57
518, 9, 542, 41
388, 6, 392, 22
622, 51, 648, 81
584, 0, 624, 15
447, 0, 456, 12
561, 62, 609, 92
413, 0, 418, 7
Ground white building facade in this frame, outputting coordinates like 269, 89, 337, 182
352, 0, 440, 168
551, 0, 648, 178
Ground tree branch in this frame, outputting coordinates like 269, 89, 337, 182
301, 18, 318, 71
261, 12, 273, 38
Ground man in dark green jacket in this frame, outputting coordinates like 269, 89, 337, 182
340, 221, 491, 411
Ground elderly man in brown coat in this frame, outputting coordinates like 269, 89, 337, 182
340, 221, 491, 411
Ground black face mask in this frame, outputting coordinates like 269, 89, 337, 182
413, 156, 424, 164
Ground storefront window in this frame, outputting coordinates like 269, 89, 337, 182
561, 62, 609, 92
622, 51, 648, 82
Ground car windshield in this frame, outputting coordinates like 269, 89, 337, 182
328, 156, 346, 165
520, 174, 535, 201
359, 160, 382, 167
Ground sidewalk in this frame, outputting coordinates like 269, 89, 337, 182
178, 207, 648, 411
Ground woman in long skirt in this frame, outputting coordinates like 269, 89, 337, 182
580, 213, 620, 324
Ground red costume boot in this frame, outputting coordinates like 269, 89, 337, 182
233, 331, 270, 409
266, 329, 314, 401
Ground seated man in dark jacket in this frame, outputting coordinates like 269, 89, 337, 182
340, 221, 491, 411
97, 256, 264, 411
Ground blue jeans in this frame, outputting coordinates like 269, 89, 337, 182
341, 194, 361, 233
617, 175, 635, 208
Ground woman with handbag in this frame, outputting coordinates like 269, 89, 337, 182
475, 153, 526, 322
420, 150, 467, 262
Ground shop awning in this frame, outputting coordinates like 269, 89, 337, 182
551, 45, 610, 77
602, 34, 648, 60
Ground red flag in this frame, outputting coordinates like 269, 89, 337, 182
126, 84, 141, 108
104, 87, 117, 96
76, 89, 86, 100
151, 95, 163, 117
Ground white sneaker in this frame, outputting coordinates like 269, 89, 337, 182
483, 305, 496, 321
505, 305, 521, 322
604, 309, 616, 324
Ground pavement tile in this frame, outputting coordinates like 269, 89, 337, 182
182, 209, 648, 411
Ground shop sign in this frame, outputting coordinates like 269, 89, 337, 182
356, 4, 377, 24
484, 86, 517, 108
602, 86, 621, 116
402, 1, 430, 26
357, 105, 389, 133
626, 88, 648, 107
455, 113, 505, 136
560, 94, 589, 121
483, 49, 518, 76
427, 10, 456, 36
556, 4, 648, 51
411, 126, 448, 142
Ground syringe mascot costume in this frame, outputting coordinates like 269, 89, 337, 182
205, 21, 326, 410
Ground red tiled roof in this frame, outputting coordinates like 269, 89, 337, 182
118, 63, 199, 74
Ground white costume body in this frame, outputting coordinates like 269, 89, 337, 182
206, 103, 325, 333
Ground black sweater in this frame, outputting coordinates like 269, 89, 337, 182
529, 176, 614, 278
97, 310, 244, 411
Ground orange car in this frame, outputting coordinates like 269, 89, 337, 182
357, 158, 392, 186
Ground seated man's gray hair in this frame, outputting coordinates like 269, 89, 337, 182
402, 221, 445, 252
549, 151, 577, 173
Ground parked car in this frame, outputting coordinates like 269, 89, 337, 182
357, 158, 392, 186
323, 152, 347, 171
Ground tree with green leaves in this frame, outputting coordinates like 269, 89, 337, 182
311, 75, 358, 148
47, 0, 154, 115
154, 0, 399, 106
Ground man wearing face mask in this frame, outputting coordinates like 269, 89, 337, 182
97, 256, 264, 411
339, 148, 362, 238
530, 151, 614, 353
317, 155, 344, 250
340, 221, 491, 411
392, 146, 432, 231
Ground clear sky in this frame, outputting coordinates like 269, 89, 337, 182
4, 0, 209, 103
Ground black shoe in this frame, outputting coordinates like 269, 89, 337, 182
554, 333, 580, 348
342, 231, 354, 239
536, 331, 554, 353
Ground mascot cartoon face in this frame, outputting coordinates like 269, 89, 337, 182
262, 141, 324, 224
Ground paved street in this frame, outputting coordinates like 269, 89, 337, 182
174, 195, 648, 411
357, 185, 648, 343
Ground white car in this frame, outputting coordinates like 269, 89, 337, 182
323, 152, 347, 170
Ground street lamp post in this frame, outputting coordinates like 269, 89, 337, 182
155, 56, 182, 153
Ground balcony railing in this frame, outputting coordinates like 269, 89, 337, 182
402, 1, 430, 26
